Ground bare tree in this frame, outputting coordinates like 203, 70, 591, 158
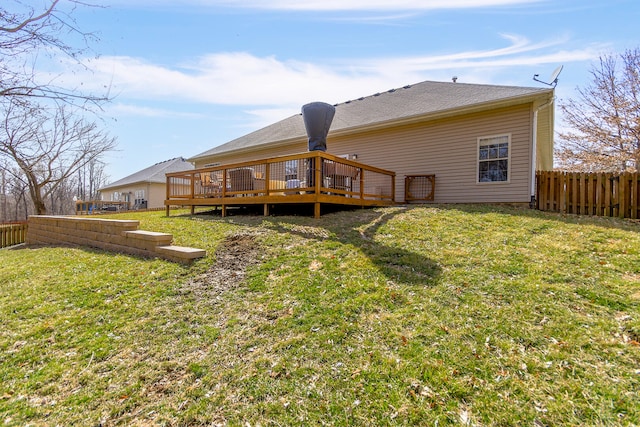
0, 160, 30, 221
48, 172, 77, 214
0, 165, 8, 221
1, 0, 108, 108
11, 171, 30, 220
556, 49, 640, 172
76, 157, 109, 201
0, 1, 116, 217
0, 102, 116, 215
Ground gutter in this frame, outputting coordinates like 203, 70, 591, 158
530, 96, 555, 207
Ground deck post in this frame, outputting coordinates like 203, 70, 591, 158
314, 202, 320, 219
264, 204, 269, 216
190, 205, 195, 215
314, 152, 322, 194
165, 176, 170, 216
391, 174, 396, 202
222, 170, 227, 198
189, 172, 195, 199
359, 167, 364, 201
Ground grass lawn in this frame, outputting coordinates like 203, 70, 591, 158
1, 205, 639, 426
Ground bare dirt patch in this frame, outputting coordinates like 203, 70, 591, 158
184, 232, 264, 299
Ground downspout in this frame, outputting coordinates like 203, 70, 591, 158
530, 96, 555, 208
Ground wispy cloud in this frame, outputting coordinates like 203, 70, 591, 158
107, 103, 204, 119
143, 0, 544, 11
326, 12, 422, 25
353, 34, 605, 75
44, 33, 603, 127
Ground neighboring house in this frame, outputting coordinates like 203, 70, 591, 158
189, 80, 555, 205
99, 157, 194, 210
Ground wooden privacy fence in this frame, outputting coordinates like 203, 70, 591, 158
0, 222, 28, 248
536, 171, 640, 219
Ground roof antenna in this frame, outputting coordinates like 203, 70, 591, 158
452, 76, 458, 83
533, 65, 563, 87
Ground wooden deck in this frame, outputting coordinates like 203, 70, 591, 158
165, 151, 396, 218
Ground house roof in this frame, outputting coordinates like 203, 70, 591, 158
100, 157, 194, 190
190, 80, 553, 161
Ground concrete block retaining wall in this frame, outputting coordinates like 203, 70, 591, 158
26, 216, 205, 263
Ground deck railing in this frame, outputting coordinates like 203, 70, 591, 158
166, 151, 395, 217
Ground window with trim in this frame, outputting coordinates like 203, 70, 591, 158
285, 160, 298, 180
478, 134, 510, 183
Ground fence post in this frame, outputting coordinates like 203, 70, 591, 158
619, 173, 627, 218
595, 173, 603, 216
538, 171, 549, 211
536, 171, 545, 211
547, 170, 555, 211
604, 173, 612, 217
631, 173, 639, 220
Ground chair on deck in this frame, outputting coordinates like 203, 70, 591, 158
323, 161, 360, 193
228, 168, 255, 194
200, 172, 222, 197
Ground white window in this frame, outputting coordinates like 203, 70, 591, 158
478, 134, 510, 183
112, 191, 120, 201
135, 190, 145, 200
285, 160, 298, 180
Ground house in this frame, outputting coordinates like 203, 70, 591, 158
189, 80, 555, 205
99, 157, 194, 210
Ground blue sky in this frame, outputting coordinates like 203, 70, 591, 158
50, 0, 638, 181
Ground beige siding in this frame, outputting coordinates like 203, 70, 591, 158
196, 103, 539, 203
147, 184, 167, 209
100, 183, 166, 209
536, 102, 554, 170
329, 105, 533, 203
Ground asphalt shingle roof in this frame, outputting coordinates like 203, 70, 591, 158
100, 157, 194, 190
190, 80, 552, 161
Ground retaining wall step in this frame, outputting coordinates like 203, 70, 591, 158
156, 245, 207, 261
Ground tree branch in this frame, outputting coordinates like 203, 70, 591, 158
0, 0, 59, 34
